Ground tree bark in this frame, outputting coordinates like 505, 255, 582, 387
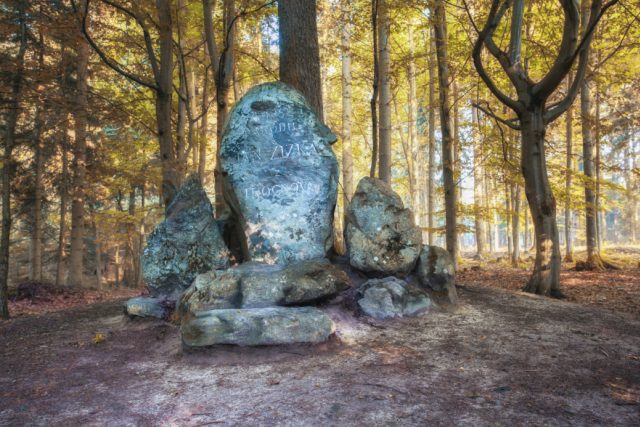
1, 2, 27, 318
56, 116, 70, 287
369, 0, 379, 178
377, 0, 392, 184
472, 98, 487, 258
564, 78, 574, 262
520, 108, 561, 296
278, 0, 323, 119
433, 0, 457, 262
408, 23, 420, 213
427, 26, 437, 246
156, 0, 178, 210
68, 2, 90, 288
341, 0, 354, 209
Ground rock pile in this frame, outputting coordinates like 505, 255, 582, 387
125, 82, 456, 348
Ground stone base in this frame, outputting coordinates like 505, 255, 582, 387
181, 307, 335, 347
124, 297, 169, 319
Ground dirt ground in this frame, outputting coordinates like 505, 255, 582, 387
1, 282, 639, 426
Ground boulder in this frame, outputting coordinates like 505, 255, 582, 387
357, 277, 431, 320
181, 307, 335, 347
240, 259, 350, 308
177, 259, 350, 316
219, 82, 339, 265
141, 176, 230, 299
346, 177, 422, 276
124, 296, 169, 319
177, 269, 242, 317
416, 245, 458, 304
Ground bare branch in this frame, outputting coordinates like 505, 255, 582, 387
77, 0, 157, 91
473, 102, 521, 130
472, 0, 523, 113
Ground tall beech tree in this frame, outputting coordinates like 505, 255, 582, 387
433, 0, 458, 263
471, 0, 619, 296
278, 0, 323, 119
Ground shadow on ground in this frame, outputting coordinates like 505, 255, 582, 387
1, 286, 639, 426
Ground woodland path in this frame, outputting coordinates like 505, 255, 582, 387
1, 285, 639, 426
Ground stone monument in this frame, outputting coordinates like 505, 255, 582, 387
219, 82, 339, 265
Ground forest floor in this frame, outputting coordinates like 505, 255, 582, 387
1, 259, 639, 426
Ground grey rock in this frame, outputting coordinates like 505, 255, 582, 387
240, 259, 350, 308
357, 277, 431, 320
177, 269, 242, 317
346, 177, 422, 276
181, 307, 335, 346
124, 296, 168, 319
142, 175, 230, 299
177, 259, 350, 316
416, 245, 458, 304
220, 82, 339, 265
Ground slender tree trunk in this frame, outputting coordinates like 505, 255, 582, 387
408, 23, 420, 212
1, 3, 27, 318
427, 27, 437, 246
564, 78, 574, 262
505, 181, 512, 258
341, 0, 354, 209
473, 98, 487, 258
68, 4, 90, 288
198, 63, 209, 181
511, 183, 521, 265
30, 91, 45, 282
377, 0, 392, 183
433, 0, 457, 262
369, 0, 379, 178
56, 117, 70, 287
520, 107, 561, 296
579, 0, 602, 269
595, 83, 602, 250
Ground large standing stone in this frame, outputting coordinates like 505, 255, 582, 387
219, 82, 339, 265
177, 258, 350, 316
181, 307, 335, 347
141, 176, 229, 299
416, 245, 458, 304
357, 277, 431, 320
346, 177, 422, 276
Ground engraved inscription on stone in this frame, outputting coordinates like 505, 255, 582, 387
220, 82, 338, 265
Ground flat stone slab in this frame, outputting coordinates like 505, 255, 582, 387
124, 297, 168, 319
358, 277, 431, 320
178, 259, 350, 317
220, 82, 339, 265
181, 307, 335, 347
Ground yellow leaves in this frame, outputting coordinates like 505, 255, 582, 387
93, 333, 106, 344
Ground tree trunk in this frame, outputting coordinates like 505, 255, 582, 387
278, 0, 323, 119
407, 23, 420, 213
68, 4, 90, 288
198, 64, 209, 181
341, 0, 354, 210
564, 79, 574, 262
30, 95, 45, 282
56, 117, 70, 287
427, 26, 436, 246
369, 0, 379, 178
433, 0, 457, 262
377, 0, 392, 184
0, 3, 27, 318
520, 108, 561, 296
594, 83, 602, 250
505, 182, 512, 258
473, 99, 487, 258
511, 183, 521, 266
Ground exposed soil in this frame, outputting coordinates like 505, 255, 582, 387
1, 284, 639, 426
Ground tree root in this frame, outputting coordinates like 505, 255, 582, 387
575, 254, 621, 271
